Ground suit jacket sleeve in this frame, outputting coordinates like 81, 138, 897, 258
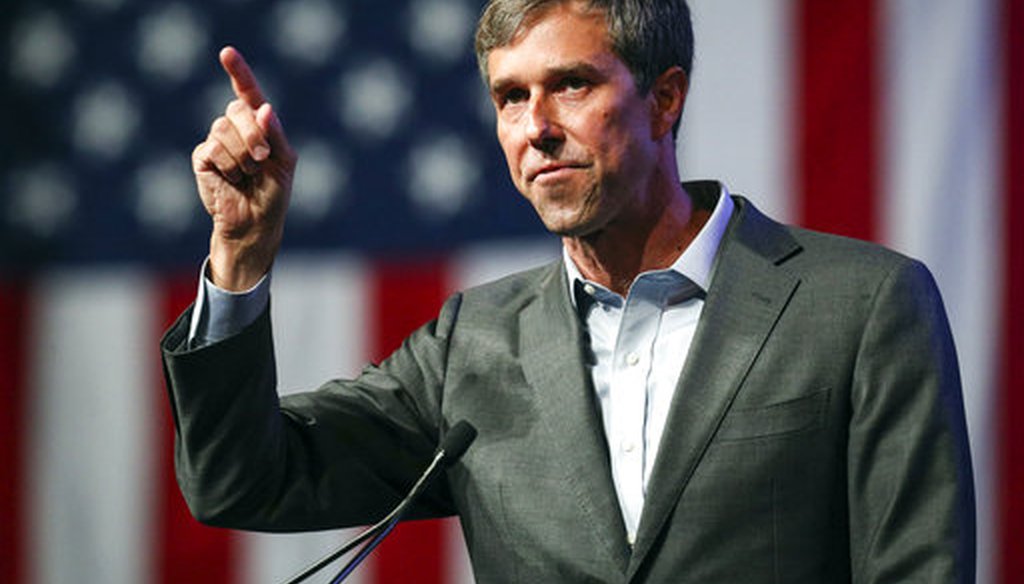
847, 259, 975, 583
160, 293, 463, 532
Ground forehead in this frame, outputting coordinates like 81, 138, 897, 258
485, 2, 616, 87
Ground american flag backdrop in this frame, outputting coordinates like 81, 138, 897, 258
0, 0, 1021, 582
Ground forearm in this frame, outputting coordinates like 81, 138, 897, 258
163, 306, 292, 527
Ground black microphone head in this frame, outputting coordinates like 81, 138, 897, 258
439, 421, 477, 466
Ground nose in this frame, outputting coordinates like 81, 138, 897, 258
525, 96, 563, 153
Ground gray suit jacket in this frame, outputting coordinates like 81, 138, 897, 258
162, 188, 974, 583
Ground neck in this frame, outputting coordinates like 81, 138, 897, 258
564, 180, 711, 296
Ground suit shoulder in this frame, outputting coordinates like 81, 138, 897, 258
732, 196, 918, 279
780, 226, 947, 318
458, 261, 559, 314
731, 197, 931, 294
784, 224, 922, 281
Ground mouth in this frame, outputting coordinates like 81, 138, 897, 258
528, 162, 588, 182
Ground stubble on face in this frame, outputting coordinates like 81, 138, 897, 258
530, 173, 604, 236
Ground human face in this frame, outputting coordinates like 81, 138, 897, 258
486, 2, 661, 237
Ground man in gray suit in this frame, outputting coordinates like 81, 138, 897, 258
163, 0, 975, 581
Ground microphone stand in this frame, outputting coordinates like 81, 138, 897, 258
327, 449, 444, 583
281, 421, 476, 584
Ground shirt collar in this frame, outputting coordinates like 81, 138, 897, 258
563, 182, 735, 307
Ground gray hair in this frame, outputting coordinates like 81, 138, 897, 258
474, 0, 694, 94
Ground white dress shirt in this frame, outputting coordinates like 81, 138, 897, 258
563, 186, 734, 544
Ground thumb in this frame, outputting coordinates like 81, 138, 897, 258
256, 103, 292, 161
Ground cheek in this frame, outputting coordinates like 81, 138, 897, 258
496, 129, 522, 180
599, 115, 651, 170
572, 108, 625, 159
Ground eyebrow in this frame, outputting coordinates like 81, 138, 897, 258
490, 61, 606, 96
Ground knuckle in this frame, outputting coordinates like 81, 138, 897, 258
226, 99, 247, 115
211, 116, 232, 134
210, 142, 237, 170
195, 141, 219, 165
244, 130, 266, 150
205, 139, 224, 159
192, 145, 209, 172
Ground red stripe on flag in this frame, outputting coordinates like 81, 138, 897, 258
0, 282, 29, 584
795, 0, 879, 240
999, 0, 1024, 580
369, 256, 453, 584
154, 273, 238, 584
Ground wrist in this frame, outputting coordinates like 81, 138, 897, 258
208, 228, 281, 291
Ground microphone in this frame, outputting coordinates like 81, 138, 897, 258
282, 421, 477, 584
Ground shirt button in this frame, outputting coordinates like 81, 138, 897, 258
622, 441, 636, 453
626, 352, 639, 366
583, 283, 596, 296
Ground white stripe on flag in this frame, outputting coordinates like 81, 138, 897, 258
879, 1, 1001, 580
679, 0, 794, 222
453, 239, 560, 290
240, 254, 372, 584
443, 514, 475, 584
27, 269, 156, 584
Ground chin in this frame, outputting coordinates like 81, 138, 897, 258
531, 195, 602, 236
539, 213, 601, 237
536, 214, 576, 236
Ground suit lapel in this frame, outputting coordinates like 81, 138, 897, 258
519, 262, 631, 574
627, 198, 803, 577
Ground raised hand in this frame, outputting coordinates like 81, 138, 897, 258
192, 46, 297, 291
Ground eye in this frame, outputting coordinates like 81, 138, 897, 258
565, 76, 589, 89
558, 76, 591, 93
499, 87, 529, 108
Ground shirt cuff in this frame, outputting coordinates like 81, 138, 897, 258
187, 257, 271, 348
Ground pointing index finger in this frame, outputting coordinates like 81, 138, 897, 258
219, 46, 266, 109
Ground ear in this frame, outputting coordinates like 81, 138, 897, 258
649, 66, 689, 140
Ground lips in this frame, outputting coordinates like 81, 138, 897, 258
527, 162, 587, 182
